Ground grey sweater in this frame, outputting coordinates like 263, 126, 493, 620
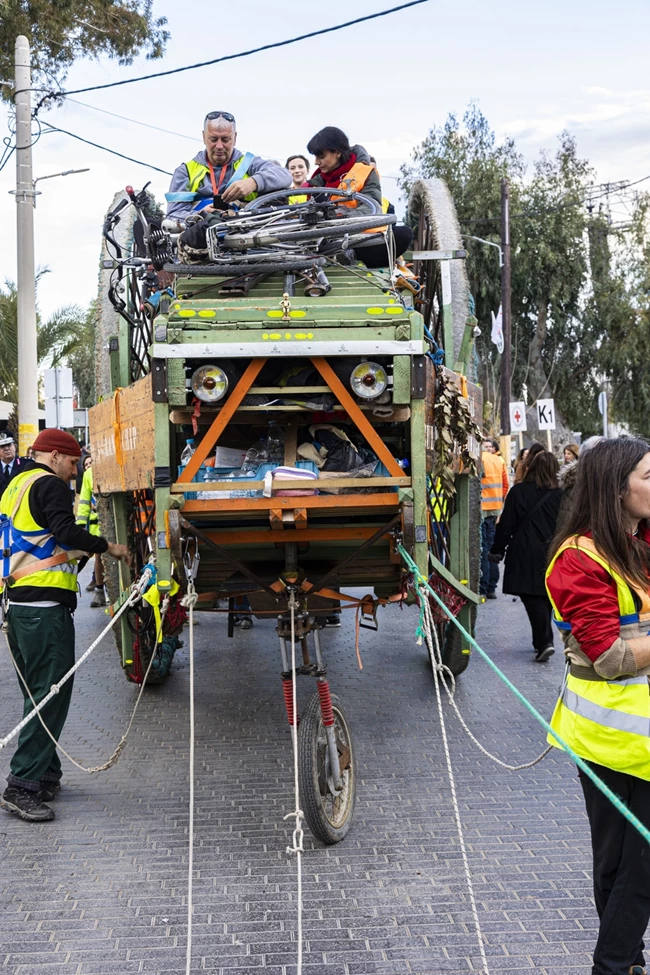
166, 148, 291, 218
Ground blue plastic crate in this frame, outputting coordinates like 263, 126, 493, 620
178, 460, 318, 500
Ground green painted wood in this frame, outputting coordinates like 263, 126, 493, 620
409, 398, 428, 578
428, 549, 479, 605
109, 335, 121, 392
167, 358, 186, 405
153, 402, 172, 590
449, 473, 471, 591
392, 355, 412, 404
111, 494, 134, 667
160, 325, 410, 346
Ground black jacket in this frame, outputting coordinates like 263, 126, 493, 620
0, 455, 36, 500
491, 481, 562, 597
5, 462, 108, 610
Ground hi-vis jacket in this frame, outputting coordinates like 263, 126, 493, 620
481, 451, 509, 514
546, 534, 650, 781
166, 149, 291, 219
0, 469, 85, 596
76, 467, 99, 537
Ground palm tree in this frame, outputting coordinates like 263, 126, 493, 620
0, 273, 87, 404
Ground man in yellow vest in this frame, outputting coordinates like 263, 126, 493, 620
166, 110, 291, 221
0, 430, 129, 823
480, 439, 509, 600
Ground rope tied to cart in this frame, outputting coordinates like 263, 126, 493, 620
0, 564, 167, 772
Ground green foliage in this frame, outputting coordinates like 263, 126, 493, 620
433, 370, 482, 500
65, 303, 97, 408
403, 106, 603, 436
0, 274, 87, 402
0, 0, 169, 101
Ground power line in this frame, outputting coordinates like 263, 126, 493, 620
41, 122, 173, 176
65, 98, 196, 142
36, 1, 428, 103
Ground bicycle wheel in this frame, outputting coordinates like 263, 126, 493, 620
163, 257, 326, 276
222, 214, 397, 249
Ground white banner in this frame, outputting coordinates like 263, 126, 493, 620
536, 398, 556, 430
509, 401, 527, 432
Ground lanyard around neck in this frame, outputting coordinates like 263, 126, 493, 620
207, 160, 229, 195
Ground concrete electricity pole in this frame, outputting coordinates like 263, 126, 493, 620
499, 178, 512, 439
14, 36, 39, 455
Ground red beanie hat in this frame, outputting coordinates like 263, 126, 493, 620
32, 429, 82, 457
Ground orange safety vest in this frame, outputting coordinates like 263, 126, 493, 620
481, 452, 507, 512
334, 162, 376, 207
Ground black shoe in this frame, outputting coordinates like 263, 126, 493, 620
239, 617, 252, 630
486, 592, 497, 600
1, 786, 55, 821
325, 615, 341, 627
39, 781, 61, 802
535, 646, 555, 663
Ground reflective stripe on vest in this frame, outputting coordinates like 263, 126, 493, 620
185, 153, 258, 201
481, 453, 506, 510
548, 671, 650, 780
0, 468, 84, 593
545, 535, 650, 630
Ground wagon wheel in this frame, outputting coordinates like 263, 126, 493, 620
298, 692, 356, 845
409, 178, 471, 373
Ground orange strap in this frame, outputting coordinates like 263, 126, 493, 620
7, 550, 79, 584
207, 160, 229, 196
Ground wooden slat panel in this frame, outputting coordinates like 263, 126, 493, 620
89, 374, 154, 493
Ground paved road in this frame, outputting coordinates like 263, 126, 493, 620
0, 569, 641, 975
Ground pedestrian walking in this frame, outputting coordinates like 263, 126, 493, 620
545, 436, 650, 975
514, 441, 544, 483
0, 429, 129, 823
479, 439, 509, 600
489, 450, 561, 660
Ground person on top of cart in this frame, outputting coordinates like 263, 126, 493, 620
166, 110, 291, 221
286, 154, 310, 204
306, 126, 412, 268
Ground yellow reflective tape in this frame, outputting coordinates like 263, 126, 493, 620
307, 332, 314, 339
294, 332, 308, 339
269, 332, 281, 340
285, 332, 291, 339
386, 307, 403, 315
290, 310, 306, 318
178, 310, 196, 318
198, 310, 216, 318
262, 333, 269, 339
366, 307, 384, 315
267, 310, 283, 318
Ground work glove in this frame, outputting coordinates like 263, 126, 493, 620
178, 217, 208, 264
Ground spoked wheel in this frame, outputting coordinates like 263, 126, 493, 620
298, 691, 356, 845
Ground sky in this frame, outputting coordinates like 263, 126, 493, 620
0, 0, 647, 320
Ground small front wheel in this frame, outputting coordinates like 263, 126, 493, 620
298, 692, 356, 845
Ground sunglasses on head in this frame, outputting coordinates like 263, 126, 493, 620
204, 111, 236, 125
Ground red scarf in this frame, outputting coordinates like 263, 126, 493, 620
312, 152, 357, 187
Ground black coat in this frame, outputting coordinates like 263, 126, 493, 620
0, 455, 36, 500
491, 481, 562, 596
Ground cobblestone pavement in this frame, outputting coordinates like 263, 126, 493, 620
1, 568, 645, 975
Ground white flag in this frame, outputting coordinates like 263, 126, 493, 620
490, 306, 504, 354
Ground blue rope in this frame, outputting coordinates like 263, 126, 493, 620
397, 544, 650, 848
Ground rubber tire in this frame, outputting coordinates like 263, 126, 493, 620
163, 258, 325, 276
298, 691, 356, 845
222, 214, 397, 248
440, 475, 481, 677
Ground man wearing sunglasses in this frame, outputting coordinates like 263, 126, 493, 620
166, 111, 291, 220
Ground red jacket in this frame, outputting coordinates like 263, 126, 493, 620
546, 525, 650, 661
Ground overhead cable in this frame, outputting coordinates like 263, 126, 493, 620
38, 1, 428, 101
41, 123, 173, 176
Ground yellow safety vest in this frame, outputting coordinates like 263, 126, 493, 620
185, 154, 258, 201
288, 192, 308, 204
76, 467, 100, 537
545, 535, 650, 780
0, 469, 85, 594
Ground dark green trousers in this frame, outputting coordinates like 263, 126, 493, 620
6, 603, 75, 792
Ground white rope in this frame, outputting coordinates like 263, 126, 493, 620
420, 612, 551, 772
282, 590, 304, 975
0, 566, 154, 752
4, 591, 169, 773
181, 583, 198, 975
418, 585, 490, 975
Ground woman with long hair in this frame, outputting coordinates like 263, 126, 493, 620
514, 441, 544, 483
545, 437, 650, 975
489, 449, 562, 660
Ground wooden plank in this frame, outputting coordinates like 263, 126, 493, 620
429, 545, 479, 605
183, 493, 400, 514
168, 406, 412, 425
201, 526, 384, 545
178, 358, 266, 483
270, 509, 283, 530
170, 475, 411, 494
294, 508, 307, 530
89, 374, 155, 493
310, 357, 404, 477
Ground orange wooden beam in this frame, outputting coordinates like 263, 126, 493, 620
200, 526, 389, 545
178, 358, 267, 483
309, 357, 403, 477
182, 493, 399, 514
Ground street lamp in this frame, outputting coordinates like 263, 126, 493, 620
31, 167, 90, 207
462, 234, 504, 267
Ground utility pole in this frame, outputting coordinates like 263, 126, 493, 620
14, 36, 39, 456
499, 178, 512, 441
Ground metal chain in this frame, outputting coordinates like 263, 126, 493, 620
418, 585, 490, 975
283, 589, 304, 975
